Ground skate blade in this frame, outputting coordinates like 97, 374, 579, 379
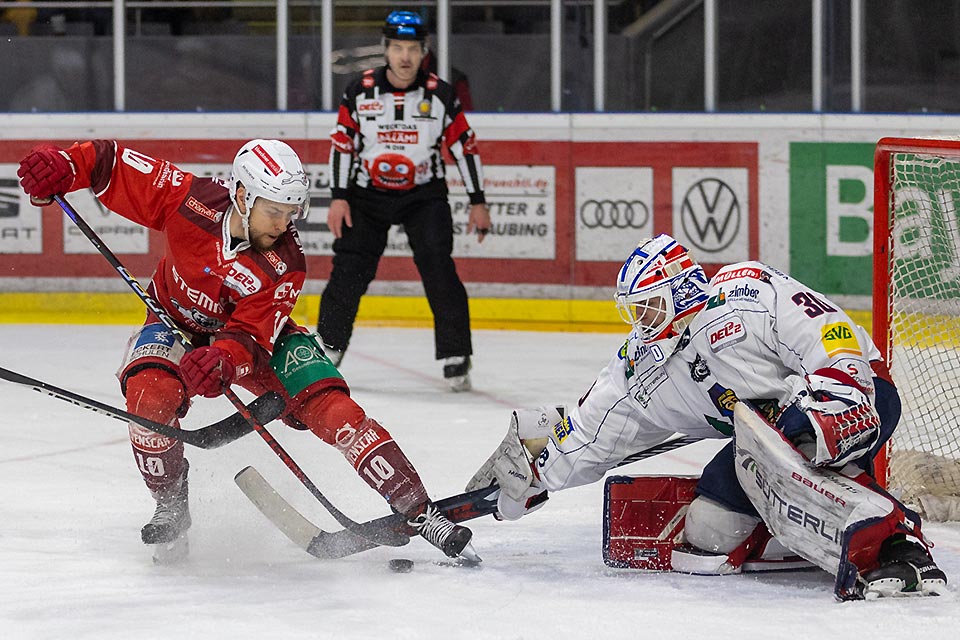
455, 542, 482, 564
152, 536, 189, 565
862, 577, 946, 600
436, 556, 483, 569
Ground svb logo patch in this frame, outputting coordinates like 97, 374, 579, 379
820, 322, 861, 357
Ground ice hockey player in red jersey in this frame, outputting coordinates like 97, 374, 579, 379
468, 234, 946, 600
17, 139, 477, 563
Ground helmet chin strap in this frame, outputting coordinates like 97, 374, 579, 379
230, 195, 252, 247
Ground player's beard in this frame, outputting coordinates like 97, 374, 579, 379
250, 229, 279, 252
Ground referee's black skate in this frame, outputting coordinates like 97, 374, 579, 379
141, 460, 191, 564
443, 356, 471, 392
408, 501, 480, 561
861, 535, 947, 598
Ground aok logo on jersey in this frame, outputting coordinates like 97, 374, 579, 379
708, 319, 746, 351
820, 322, 861, 357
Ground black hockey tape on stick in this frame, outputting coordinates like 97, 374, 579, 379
0, 364, 284, 449
53, 194, 406, 547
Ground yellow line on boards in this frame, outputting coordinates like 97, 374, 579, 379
0, 292, 876, 336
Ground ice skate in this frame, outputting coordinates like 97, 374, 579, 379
408, 501, 480, 562
443, 356, 471, 392
141, 461, 191, 564
861, 535, 947, 598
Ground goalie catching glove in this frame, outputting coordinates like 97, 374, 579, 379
776, 368, 881, 468
466, 406, 564, 520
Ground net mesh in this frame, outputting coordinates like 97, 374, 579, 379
884, 149, 960, 521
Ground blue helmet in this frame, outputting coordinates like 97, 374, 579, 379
383, 11, 427, 41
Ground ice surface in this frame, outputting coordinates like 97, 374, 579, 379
1, 325, 957, 639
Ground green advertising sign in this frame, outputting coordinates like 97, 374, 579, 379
789, 142, 875, 296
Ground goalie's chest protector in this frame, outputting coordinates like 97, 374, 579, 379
630, 305, 798, 439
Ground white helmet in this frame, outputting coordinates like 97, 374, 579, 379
229, 139, 310, 219
615, 234, 710, 365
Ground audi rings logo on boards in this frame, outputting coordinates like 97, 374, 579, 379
579, 199, 650, 229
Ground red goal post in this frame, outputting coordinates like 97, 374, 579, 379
873, 137, 960, 521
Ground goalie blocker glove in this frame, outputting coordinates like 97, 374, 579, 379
777, 368, 881, 467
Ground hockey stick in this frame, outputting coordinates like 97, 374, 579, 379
0, 364, 285, 449
53, 194, 406, 547
236, 434, 705, 559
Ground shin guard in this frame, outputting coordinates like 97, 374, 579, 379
125, 369, 187, 496
341, 417, 429, 515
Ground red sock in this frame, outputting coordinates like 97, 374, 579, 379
300, 392, 428, 514
125, 369, 186, 496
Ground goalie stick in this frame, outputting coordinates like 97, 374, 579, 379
0, 364, 285, 449
54, 194, 406, 547
236, 434, 704, 559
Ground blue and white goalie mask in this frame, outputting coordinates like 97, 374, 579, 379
615, 234, 710, 365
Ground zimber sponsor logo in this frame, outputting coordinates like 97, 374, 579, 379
378, 130, 418, 145
185, 196, 222, 223
728, 283, 759, 300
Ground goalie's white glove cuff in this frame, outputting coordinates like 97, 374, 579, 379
513, 405, 566, 440
497, 485, 548, 521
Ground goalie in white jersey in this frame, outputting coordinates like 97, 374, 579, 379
468, 234, 947, 600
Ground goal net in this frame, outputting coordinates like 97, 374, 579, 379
874, 137, 960, 522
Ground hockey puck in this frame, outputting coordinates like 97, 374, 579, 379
388, 558, 414, 573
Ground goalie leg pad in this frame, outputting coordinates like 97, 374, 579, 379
733, 401, 924, 599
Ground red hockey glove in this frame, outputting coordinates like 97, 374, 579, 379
180, 346, 236, 398
17, 145, 76, 206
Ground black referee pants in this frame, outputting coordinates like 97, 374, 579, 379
318, 184, 473, 360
